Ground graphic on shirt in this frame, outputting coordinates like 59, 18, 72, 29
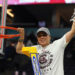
39, 51, 53, 69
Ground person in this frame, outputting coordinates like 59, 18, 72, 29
16, 20, 75, 75
4, 41, 16, 61
4, 41, 16, 69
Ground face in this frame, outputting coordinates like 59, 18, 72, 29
37, 32, 51, 47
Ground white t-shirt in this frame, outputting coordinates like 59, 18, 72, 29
34, 35, 68, 75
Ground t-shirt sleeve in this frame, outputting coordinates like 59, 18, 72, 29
53, 34, 68, 50
57, 34, 68, 48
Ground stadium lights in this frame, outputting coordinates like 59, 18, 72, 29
7, 9, 14, 18
0, 5, 14, 18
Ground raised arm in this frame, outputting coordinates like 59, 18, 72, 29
16, 28, 25, 54
66, 21, 75, 43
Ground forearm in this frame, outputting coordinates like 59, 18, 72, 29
16, 41, 24, 54
66, 30, 75, 43
66, 22, 75, 43
71, 22, 75, 34
16, 28, 25, 54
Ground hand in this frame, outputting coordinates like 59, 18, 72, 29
70, 9, 75, 22
17, 28, 24, 34
17, 28, 25, 40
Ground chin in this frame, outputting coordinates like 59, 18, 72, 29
40, 43, 46, 46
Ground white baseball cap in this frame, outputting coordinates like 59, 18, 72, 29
36, 27, 50, 35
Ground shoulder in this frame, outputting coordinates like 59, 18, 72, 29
52, 35, 66, 44
52, 34, 68, 48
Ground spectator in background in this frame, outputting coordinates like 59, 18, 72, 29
4, 41, 16, 69
4, 41, 16, 60
26, 32, 37, 46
